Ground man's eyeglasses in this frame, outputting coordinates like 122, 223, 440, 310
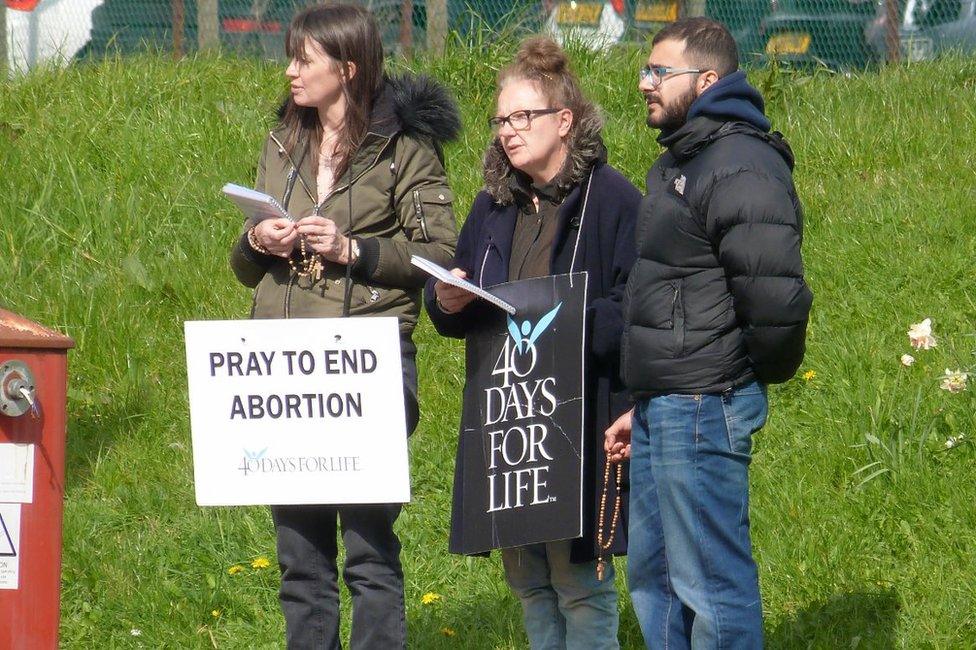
488, 108, 563, 134
639, 65, 702, 87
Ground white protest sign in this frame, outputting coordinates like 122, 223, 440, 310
184, 317, 409, 506
0, 503, 20, 590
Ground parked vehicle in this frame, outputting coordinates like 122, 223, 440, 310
759, 0, 880, 69
542, 0, 877, 70
704, 0, 769, 62
75, 0, 305, 60
544, 0, 628, 50
864, 0, 976, 61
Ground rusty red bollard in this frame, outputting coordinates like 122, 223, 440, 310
0, 309, 74, 649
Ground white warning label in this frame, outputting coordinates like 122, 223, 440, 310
0, 503, 21, 589
0, 443, 35, 503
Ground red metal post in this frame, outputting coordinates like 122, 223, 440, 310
0, 309, 74, 650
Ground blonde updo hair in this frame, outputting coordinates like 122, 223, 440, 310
484, 36, 604, 204
498, 36, 588, 129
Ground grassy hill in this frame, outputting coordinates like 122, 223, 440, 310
2, 46, 976, 647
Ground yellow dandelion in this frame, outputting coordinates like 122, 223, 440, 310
441, 627, 456, 637
421, 592, 442, 605
252, 556, 271, 569
802, 370, 816, 381
227, 565, 244, 576
211, 610, 221, 618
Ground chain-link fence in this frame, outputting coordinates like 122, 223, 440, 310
4, 1, 975, 74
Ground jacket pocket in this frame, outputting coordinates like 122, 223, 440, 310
412, 187, 455, 242
671, 280, 685, 356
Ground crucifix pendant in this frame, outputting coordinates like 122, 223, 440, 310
596, 559, 606, 582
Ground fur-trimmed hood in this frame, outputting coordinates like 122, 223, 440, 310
483, 100, 606, 206
275, 72, 461, 144
369, 73, 461, 143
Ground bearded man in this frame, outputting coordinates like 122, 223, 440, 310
605, 16, 813, 649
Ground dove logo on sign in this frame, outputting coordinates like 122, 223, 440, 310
492, 302, 562, 385
507, 303, 562, 355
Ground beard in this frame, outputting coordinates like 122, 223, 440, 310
646, 86, 697, 132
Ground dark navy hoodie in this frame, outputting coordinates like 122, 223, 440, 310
686, 70, 771, 132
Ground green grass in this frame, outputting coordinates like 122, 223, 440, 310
2, 45, 976, 648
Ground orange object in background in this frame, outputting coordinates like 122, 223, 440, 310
0, 309, 74, 650
4, 1, 42, 11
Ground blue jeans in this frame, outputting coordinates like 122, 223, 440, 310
502, 540, 620, 650
628, 382, 768, 650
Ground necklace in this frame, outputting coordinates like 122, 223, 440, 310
596, 451, 623, 581
287, 234, 323, 288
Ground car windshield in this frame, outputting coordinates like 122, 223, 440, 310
894, 0, 962, 28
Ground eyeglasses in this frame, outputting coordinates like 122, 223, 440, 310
488, 108, 563, 134
639, 65, 702, 87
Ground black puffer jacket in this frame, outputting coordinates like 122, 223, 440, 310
622, 71, 813, 395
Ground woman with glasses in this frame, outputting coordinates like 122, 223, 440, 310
424, 36, 640, 649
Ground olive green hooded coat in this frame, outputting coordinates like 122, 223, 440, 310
230, 74, 460, 343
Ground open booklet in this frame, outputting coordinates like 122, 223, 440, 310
222, 183, 293, 223
410, 256, 517, 315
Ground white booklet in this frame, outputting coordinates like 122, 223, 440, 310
411, 255, 517, 315
222, 183, 293, 223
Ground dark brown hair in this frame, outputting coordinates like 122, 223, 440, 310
279, 4, 384, 181
497, 36, 591, 135
652, 17, 739, 78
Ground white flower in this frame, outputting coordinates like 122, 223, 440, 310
900, 354, 916, 367
940, 369, 968, 393
945, 434, 965, 449
130, 629, 142, 637
908, 318, 937, 350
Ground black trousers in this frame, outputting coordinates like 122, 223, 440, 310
271, 352, 418, 649
272, 503, 406, 649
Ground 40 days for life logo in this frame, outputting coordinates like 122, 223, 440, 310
484, 304, 563, 512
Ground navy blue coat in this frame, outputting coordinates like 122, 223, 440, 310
425, 160, 640, 561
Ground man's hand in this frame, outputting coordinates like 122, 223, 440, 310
434, 269, 477, 314
605, 408, 634, 463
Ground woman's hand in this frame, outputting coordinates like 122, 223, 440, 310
604, 408, 634, 463
252, 218, 298, 257
296, 216, 355, 265
434, 269, 477, 314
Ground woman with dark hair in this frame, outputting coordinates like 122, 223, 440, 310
229, 5, 459, 647
425, 37, 639, 649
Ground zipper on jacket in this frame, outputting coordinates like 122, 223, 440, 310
412, 190, 431, 242
284, 274, 294, 319
270, 132, 315, 205
282, 168, 298, 213
669, 284, 678, 328
671, 281, 685, 354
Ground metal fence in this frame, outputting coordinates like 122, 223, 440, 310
4, 1, 976, 75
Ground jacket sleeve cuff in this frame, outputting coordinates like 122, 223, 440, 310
351, 237, 380, 280
237, 231, 277, 268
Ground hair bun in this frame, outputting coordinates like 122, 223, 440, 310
515, 36, 568, 77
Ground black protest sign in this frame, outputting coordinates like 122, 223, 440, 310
450, 273, 587, 555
